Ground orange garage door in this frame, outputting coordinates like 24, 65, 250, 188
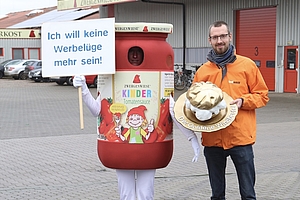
236, 7, 276, 91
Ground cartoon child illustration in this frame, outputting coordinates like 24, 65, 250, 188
115, 105, 154, 143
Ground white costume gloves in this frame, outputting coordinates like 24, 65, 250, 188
169, 95, 200, 162
73, 75, 88, 95
190, 136, 200, 162
73, 75, 101, 117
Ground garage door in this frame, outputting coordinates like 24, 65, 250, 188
236, 7, 276, 91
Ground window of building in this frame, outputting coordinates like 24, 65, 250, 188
28, 48, 40, 59
12, 48, 24, 59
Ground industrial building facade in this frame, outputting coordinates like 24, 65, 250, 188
0, 0, 299, 93
115, 0, 300, 93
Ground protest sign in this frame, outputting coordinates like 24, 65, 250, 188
42, 17, 115, 77
42, 18, 115, 129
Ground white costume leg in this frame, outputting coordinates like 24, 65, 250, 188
135, 169, 156, 200
116, 169, 136, 200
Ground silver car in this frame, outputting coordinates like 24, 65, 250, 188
4, 59, 39, 80
0, 59, 22, 79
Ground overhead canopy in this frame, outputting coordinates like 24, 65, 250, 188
8, 8, 99, 29
57, 0, 138, 11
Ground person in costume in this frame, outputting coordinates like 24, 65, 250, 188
128, 47, 144, 66
171, 21, 269, 200
73, 75, 156, 200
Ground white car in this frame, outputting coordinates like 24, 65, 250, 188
4, 59, 39, 80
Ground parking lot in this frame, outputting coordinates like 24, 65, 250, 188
1, 77, 300, 199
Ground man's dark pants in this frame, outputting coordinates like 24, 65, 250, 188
204, 145, 256, 200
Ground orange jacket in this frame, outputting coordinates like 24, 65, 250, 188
193, 54, 269, 149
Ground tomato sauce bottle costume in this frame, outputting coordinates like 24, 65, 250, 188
73, 23, 175, 200
73, 75, 156, 200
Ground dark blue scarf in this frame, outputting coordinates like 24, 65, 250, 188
207, 44, 236, 81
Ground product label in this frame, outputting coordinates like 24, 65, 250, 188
97, 71, 174, 143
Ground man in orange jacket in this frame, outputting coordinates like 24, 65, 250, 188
192, 21, 269, 199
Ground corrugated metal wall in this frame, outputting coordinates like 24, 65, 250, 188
115, 0, 300, 64
0, 39, 41, 63
115, 2, 182, 47
277, 0, 300, 46
1, 39, 41, 48
2, 0, 299, 64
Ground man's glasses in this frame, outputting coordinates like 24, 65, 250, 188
209, 34, 229, 41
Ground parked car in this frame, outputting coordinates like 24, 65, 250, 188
0, 59, 22, 79
28, 68, 49, 82
50, 76, 73, 86
85, 74, 98, 88
4, 59, 39, 80
23, 60, 42, 79
51, 74, 97, 86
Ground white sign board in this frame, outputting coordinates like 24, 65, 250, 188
41, 18, 115, 77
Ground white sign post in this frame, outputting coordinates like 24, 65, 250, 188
42, 18, 115, 129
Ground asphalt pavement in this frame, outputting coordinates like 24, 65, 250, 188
0, 78, 300, 200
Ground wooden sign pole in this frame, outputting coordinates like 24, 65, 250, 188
78, 86, 84, 129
